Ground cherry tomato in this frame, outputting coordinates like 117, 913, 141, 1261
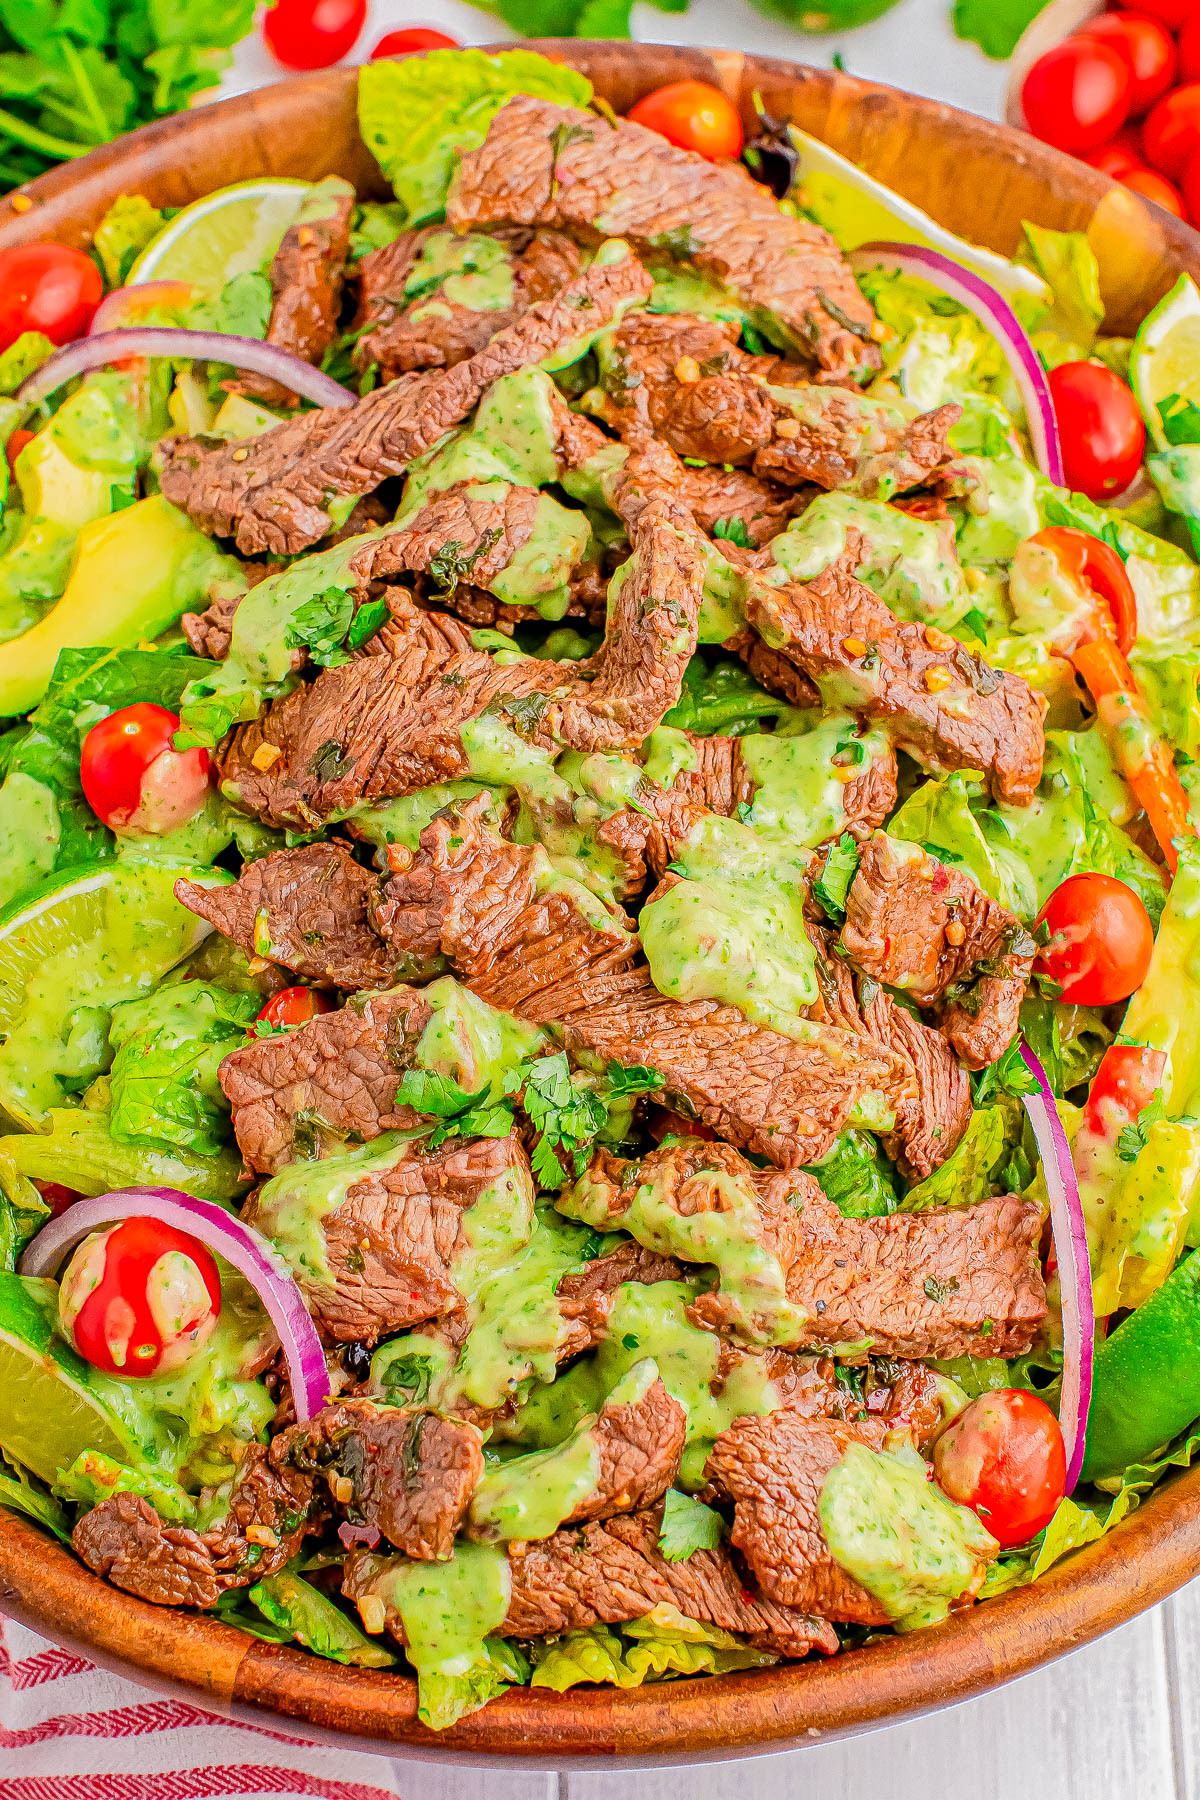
1048, 360, 1146, 502
1125, 0, 1200, 26
0, 243, 102, 353
1035, 873, 1155, 1006
1181, 16, 1200, 85
1081, 1042, 1168, 1140
933, 1390, 1066, 1549
1143, 81, 1200, 177
1124, 164, 1188, 215
627, 81, 744, 161
257, 986, 334, 1028
34, 1182, 81, 1218
1021, 39, 1131, 153
58, 1217, 221, 1379
1086, 125, 1149, 176
1076, 14, 1176, 116
80, 703, 211, 836
4, 427, 33, 477
370, 27, 459, 56
1025, 525, 1138, 653
262, 0, 365, 70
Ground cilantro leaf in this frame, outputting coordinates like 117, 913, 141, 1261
602, 1062, 666, 1099
811, 833, 860, 922
396, 1069, 481, 1119
285, 587, 356, 668
712, 517, 752, 550
658, 1489, 724, 1562
970, 1037, 1040, 1107
1159, 392, 1200, 449
345, 597, 389, 651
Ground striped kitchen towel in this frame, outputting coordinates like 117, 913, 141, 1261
0, 1616, 408, 1799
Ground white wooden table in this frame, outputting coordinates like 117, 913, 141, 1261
8, 3, 1191, 1793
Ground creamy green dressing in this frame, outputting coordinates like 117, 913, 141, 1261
559, 1155, 808, 1349
955, 456, 1044, 567
414, 974, 547, 1096
350, 782, 508, 853
491, 491, 591, 618
404, 230, 515, 313
251, 1132, 429, 1287
353, 1538, 511, 1675
639, 812, 818, 1038
397, 368, 576, 524
769, 384, 915, 499
641, 726, 697, 789
739, 710, 891, 851
0, 516, 80, 645
768, 493, 969, 631
501, 1280, 785, 1490
0, 771, 60, 909
818, 1439, 996, 1631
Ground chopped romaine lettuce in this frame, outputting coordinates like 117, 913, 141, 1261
107, 982, 258, 1159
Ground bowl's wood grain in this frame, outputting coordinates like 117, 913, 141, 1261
2, 42, 1200, 1759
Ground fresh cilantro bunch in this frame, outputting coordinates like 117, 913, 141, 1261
396, 1053, 664, 1187
0, 0, 257, 191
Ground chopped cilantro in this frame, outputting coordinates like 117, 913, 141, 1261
658, 1489, 724, 1562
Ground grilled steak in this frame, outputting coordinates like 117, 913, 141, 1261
447, 95, 878, 381
238, 177, 355, 406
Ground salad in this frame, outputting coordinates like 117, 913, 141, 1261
2, 45, 1200, 1734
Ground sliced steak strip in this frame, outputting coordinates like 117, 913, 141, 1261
159, 246, 652, 557
175, 842, 398, 990
272, 1399, 484, 1560
706, 1414, 893, 1622
217, 494, 705, 830
354, 227, 584, 380
72, 1447, 321, 1609
243, 1127, 535, 1343
589, 312, 959, 498
839, 833, 1036, 1070
238, 177, 355, 407
218, 984, 431, 1173
741, 538, 1047, 806
375, 799, 892, 1167
806, 925, 971, 1180
343, 1506, 840, 1657
448, 94, 878, 381
555, 1239, 684, 1308
572, 1137, 1046, 1360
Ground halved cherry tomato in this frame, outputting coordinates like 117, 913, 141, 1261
1076, 15, 1177, 117
627, 81, 744, 161
1086, 126, 1149, 177
80, 703, 211, 835
933, 1390, 1066, 1549
1024, 525, 1138, 654
256, 986, 334, 1029
1124, 165, 1188, 217
0, 243, 102, 353
262, 0, 365, 70
1021, 39, 1131, 154
4, 427, 33, 477
1143, 81, 1200, 178
1035, 873, 1155, 1006
1081, 1042, 1168, 1143
1047, 360, 1146, 502
34, 1181, 81, 1218
58, 1217, 221, 1379
370, 27, 459, 56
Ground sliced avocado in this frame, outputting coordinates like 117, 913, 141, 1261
0, 497, 246, 718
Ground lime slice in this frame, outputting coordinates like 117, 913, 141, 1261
0, 1272, 146, 1484
1130, 274, 1200, 451
127, 178, 311, 296
0, 860, 228, 1130
789, 127, 1048, 308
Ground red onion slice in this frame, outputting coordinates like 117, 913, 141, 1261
848, 240, 1065, 486
20, 1186, 331, 1423
1018, 1040, 1094, 1492
15, 329, 356, 412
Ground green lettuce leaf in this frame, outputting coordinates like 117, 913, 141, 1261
357, 49, 593, 228
54, 1448, 199, 1523
530, 1608, 773, 1691
93, 194, 165, 287
0, 1447, 72, 1541
0, 1104, 250, 1207
663, 653, 794, 737
808, 1128, 899, 1218
1017, 223, 1104, 358
888, 772, 1038, 918
418, 1639, 529, 1730
248, 1569, 397, 1668
902, 1107, 1011, 1212
0, 330, 54, 396
107, 983, 258, 1159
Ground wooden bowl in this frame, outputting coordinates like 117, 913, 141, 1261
3, 42, 1200, 1764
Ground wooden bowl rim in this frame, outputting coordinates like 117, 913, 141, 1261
3, 40, 1200, 1762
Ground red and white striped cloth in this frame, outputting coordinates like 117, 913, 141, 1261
0, 1616, 412, 1799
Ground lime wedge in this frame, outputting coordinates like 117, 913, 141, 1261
0, 860, 228, 1130
1130, 274, 1200, 451
127, 178, 311, 296
789, 127, 1048, 308
0, 1273, 147, 1484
